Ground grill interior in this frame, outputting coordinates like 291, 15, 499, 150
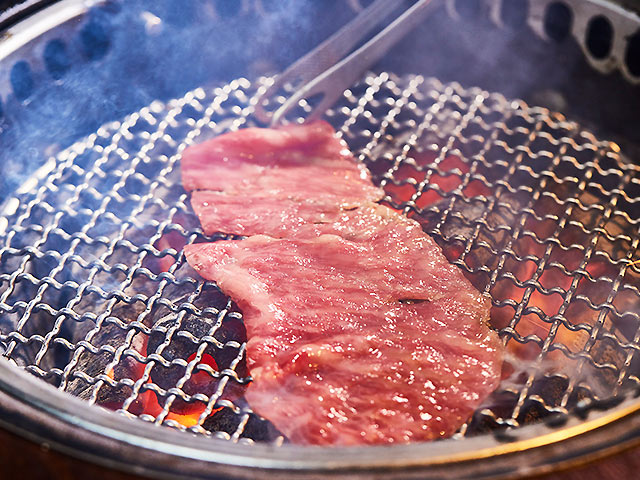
1, 72, 639, 444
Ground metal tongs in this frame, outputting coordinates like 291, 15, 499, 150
254, 0, 439, 126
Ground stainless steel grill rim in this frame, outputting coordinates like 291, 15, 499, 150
2, 355, 640, 479
0, 71, 639, 449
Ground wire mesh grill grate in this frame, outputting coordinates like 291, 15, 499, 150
0, 73, 639, 444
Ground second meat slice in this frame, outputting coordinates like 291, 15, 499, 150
181, 121, 503, 445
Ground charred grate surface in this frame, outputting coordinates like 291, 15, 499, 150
0, 73, 639, 444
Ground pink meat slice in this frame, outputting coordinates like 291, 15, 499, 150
190, 192, 408, 239
291, 202, 429, 243
191, 190, 346, 237
184, 233, 502, 445
181, 121, 382, 203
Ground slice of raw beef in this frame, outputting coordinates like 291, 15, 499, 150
184, 233, 502, 445
190, 190, 345, 237
181, 121, 502, 445
181, 121, 382, 202
183, 122, 383, 236
190, 191, 413, 240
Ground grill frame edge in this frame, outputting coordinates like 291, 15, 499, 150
1, 357, 640, 479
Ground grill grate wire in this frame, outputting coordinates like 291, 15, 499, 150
0, 73, 639, 444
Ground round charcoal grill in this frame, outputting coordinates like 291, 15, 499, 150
1, 0, 640, 478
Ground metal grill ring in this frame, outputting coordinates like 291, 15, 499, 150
0, 73, 639, 446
